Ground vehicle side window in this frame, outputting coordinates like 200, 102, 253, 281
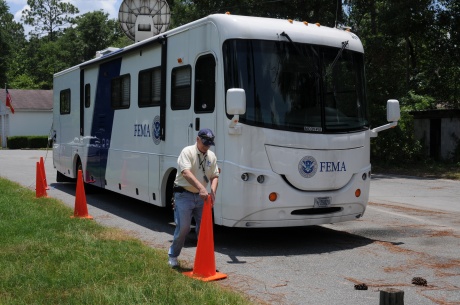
139, 67, 161, 107
195, 54, 216, 113
111, 74, 131, 109
60, 89, 71, 114
171, 65, 191, 110
84, 84, 90, 108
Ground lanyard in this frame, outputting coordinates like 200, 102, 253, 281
198, 154, 207, 174
198, 154, 209, 183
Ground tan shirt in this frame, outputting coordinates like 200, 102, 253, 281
174, 143, 219, 193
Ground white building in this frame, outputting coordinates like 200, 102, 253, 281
0, 89, 53, 148
410, 109, 460, 161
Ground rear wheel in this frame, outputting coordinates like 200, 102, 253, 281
77, 158, 83, 172
56, 170, 75, 182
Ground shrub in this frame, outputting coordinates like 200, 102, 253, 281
29, 136, 49, 149
7, 136, 49, 149
6, 136, 29, 149
371, 110, 424, 165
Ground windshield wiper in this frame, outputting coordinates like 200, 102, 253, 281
327, 40, 349, 76
280, 31, 319, 78
280, 31, 302, 54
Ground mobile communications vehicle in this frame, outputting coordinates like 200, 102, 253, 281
52, 12, 400, 228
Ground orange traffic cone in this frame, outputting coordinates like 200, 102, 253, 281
71, 170, 93, 219
39, 157, 49, 190
35, 162, 48, 198
183, 196, 227, 282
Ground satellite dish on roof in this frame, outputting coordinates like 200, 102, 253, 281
118, 0, 170, 42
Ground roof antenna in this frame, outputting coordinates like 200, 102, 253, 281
118, 0, 171, 42
335, 0, 340, 28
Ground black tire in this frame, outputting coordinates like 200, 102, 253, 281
56, 170, 75, 183
76, 158, 99, 194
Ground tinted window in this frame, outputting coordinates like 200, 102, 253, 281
111, 74, 131, 109
195, 55, 216, 113
171, 66, 191, 110
139, 67, 161, 107
60, 89, 71, 114
84, 84, 90, 108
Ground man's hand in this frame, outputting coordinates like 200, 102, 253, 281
198, 187, 208, 200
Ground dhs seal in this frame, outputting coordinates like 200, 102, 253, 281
152, 116, 161, 145
298, 156, 317, 178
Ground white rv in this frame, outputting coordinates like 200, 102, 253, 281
52, 14, 400, 228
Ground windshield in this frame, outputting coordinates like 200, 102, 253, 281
223, 39, 369, 132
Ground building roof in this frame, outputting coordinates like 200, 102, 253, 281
0, 89, 53, 111
409, 109, 460, 119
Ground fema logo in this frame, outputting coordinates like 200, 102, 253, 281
298, 156, 317, 178
152, 116, 161, 145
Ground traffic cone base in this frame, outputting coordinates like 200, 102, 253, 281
71, 214, 93, 219
182, 196, 227, 282
183, 270, 227, 282
72, 170, 93, 219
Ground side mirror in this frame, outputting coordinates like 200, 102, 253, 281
371, 99, 400, 137
387, 99, 400, 122
226, 88, 246, 115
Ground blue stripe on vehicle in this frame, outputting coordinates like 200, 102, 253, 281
86, 58, 122, 187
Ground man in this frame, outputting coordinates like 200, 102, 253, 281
168, 128, 219, 268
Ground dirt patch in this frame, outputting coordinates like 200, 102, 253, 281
345, 277, 410, 289
369, 201, 448, 216
428, 230, 460, 238
421, 260, 460, 271
218, 273, 283, 305
422, 291, 460, 305
374, 241, 416, 255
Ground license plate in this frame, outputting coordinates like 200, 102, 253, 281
314, 197, 331, 208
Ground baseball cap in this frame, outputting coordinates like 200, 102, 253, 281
198, 128, 215, 146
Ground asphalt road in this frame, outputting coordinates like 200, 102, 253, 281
1, 150, 459, 305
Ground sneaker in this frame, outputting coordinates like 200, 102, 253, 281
168, 256, 179, 268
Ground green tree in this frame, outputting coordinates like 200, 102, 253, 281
426, 0, 460, 108
344, 0, 449, 163
0, 0, 25, 86
73, 11, 127, 61
21, 0, 79, 41
170, 0, 344, 28
55, 12, 130, 65
107, 18, 132, 48
18, 11, 131, 89
0, 3, 10, 86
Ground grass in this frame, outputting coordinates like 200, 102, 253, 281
0, 178, 254, 305
372, 161, 460, 180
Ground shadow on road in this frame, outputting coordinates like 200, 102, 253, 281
371, 173, 439, 181
213, 225, 376, 260
50, 182, 175, 235
51, 182, 379, 259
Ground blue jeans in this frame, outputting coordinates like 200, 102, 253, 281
168, 191, 204, 258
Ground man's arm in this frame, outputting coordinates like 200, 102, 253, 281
209, 176, 218, 204
182, 169, 208, 200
